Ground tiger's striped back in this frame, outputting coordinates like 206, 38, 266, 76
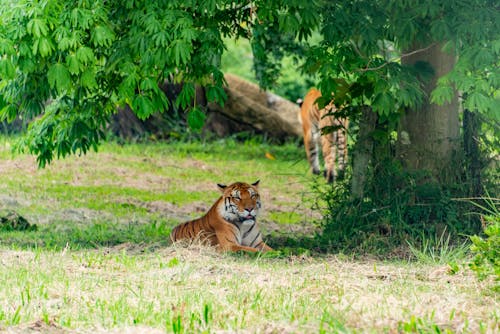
170, 181, 272, 252
299, 88, 348, 183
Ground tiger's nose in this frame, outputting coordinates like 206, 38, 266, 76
245, 206, 254, 211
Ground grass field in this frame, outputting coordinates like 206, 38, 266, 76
0, 137, 498, 333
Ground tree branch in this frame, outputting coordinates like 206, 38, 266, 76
357, 43, 438, 72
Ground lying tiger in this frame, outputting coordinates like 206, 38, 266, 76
299, 88, 348, 183
170, 180, 272, 252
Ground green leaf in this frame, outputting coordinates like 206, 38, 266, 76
181, 28, 197, 42
200, 0, 216, 13
205, 85, 227, 104
47, 63, 71, 93
33, 37, 55, 57
176, 83, 195, 109
464, 92, 491, 113
372, 92, 393, 116
279, 13, 299, 33
140, 77, 158, 92
91, 25, 115, 47
187, 107, 206, 132
59, 37, 71, 51
431, 85, 454, 105
153, 32, 169, 47
474, 48, 494, 68
0, 104, 18, 122
0, 38, 16, 55
66, 54, 82, 75
81, 68, 97, 89
132, 95, 155, 120
0, 58, 16, 79
76, 47, 95, 65
430, 19, 450, 40
27, 18, 48, 38
170, 40, 191, 66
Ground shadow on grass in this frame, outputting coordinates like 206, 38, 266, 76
0, 219, 325, 258
0, 220, 173, 251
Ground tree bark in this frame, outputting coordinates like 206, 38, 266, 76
208, 73, 302, 140
351, 106, 377, 199
397, 43, 460, 182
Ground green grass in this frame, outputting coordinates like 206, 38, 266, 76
407, 230, 471, 265
267, 211, 305, 225
0, 136, 498, 333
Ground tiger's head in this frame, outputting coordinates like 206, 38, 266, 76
217, 180, 261, 224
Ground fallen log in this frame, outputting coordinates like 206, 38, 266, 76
208, 73, 302, 140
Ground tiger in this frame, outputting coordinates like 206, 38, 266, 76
169, 180, 273, 252
299, 88, 348, 183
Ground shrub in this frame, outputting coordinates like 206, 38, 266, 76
314, 160, 481, 256
469, 197, 500, 287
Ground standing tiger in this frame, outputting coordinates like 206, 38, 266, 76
170, 180, 272, 252
299, 88, 348, 183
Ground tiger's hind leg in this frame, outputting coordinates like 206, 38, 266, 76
303, 122, 321, 175
319, 112, 337, 183
321, 131, 336, 183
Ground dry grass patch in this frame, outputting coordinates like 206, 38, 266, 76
0, 245, 497, 333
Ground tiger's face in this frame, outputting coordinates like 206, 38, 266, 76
217, 181, 261, 224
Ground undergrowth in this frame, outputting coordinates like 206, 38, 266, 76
469, 195, 500, 289
309, 159, 489, 257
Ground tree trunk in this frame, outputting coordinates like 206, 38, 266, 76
463, 109, 482, 197
208, 73, 303, 140
397, 43, 460, 183
351, 106, 377, 199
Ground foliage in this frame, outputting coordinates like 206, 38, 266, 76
250, 0, 499, 251
221, 38, 313, 100
469, 196, 500, 287
313, 161, 479, 255
0, 211, 37, 232
1, 0, 498, 168
0, 0, 251, 166
253, 1, 499, 121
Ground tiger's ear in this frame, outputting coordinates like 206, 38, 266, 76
217, 183, 227, 192
251, 180, 260, 188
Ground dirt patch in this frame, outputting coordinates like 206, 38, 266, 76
140, 200, 208, 216
0, 155, 38, 173
0, 195, 22, 208
33, 208, 115, 226
3, 319, 68, 334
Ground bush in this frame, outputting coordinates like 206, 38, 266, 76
469, 198, 500, 287
314, 160, 482, 256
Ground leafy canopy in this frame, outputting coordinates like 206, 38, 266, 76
0, 0, 251, 166
252, 0, 499, 127
1, 0, 499, 166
